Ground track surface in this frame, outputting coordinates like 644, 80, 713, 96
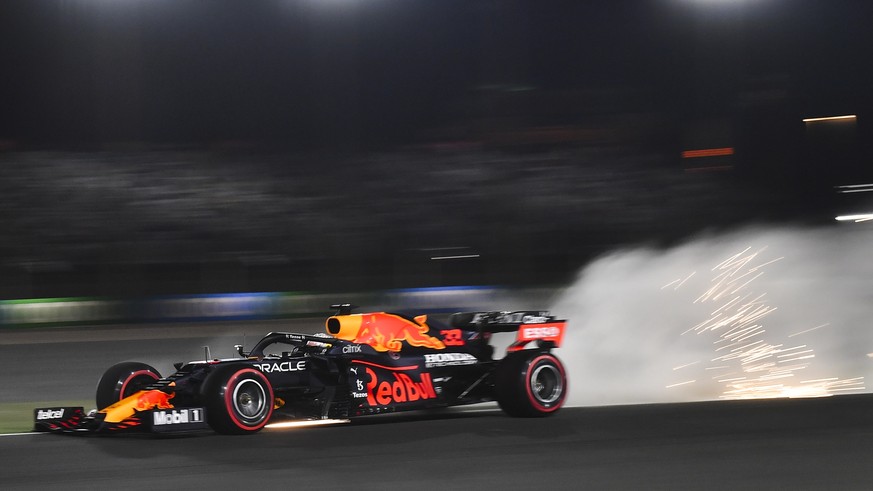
3, 321, 873, 489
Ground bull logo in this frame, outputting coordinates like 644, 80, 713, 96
134, 390, 175, 411
100, 389, 176, 424
327, 313, 446, 352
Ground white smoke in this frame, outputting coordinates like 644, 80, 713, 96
549, 225, 873, 407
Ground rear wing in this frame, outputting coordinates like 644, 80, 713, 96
449, 311, 566, 351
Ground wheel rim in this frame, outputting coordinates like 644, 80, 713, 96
232, 379, 268, 424
529, 363, 563, 404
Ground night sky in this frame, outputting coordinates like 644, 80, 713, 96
2, 0, 872, 149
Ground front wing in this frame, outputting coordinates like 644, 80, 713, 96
33, 406, 209, 434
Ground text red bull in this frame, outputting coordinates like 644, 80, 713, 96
365, 367, 437, 406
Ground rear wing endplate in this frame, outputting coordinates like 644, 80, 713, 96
449, 311, 566, 351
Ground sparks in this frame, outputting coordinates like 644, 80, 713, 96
265, 419, 351, 430
788, 323, 830, 338
672, 247, 864, 400
666, 380, 696, 388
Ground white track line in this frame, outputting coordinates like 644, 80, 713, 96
0, 431, 47, 438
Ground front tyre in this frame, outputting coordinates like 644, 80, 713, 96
494, 351, 567, 417
96, 361, 161, 409
203, 365, 274, 434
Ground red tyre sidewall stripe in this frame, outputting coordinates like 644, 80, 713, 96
224, 368, 274, 431
119, 370, 159, 400
524, 354, 567, 413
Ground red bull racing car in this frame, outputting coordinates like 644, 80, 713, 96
34, 305, 568, 435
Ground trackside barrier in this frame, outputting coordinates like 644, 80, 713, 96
0, 287, 559, 327
0, 298, 128, 326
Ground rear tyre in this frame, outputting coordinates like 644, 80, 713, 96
494, 351, 567, 417
96, 362, 161, 409
203, 365, 274, 434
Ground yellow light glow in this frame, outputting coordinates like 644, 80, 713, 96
802, 114, 857, 123
681, 147, 735, 158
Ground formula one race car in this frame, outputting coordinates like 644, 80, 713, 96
34, 305, 568, 435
